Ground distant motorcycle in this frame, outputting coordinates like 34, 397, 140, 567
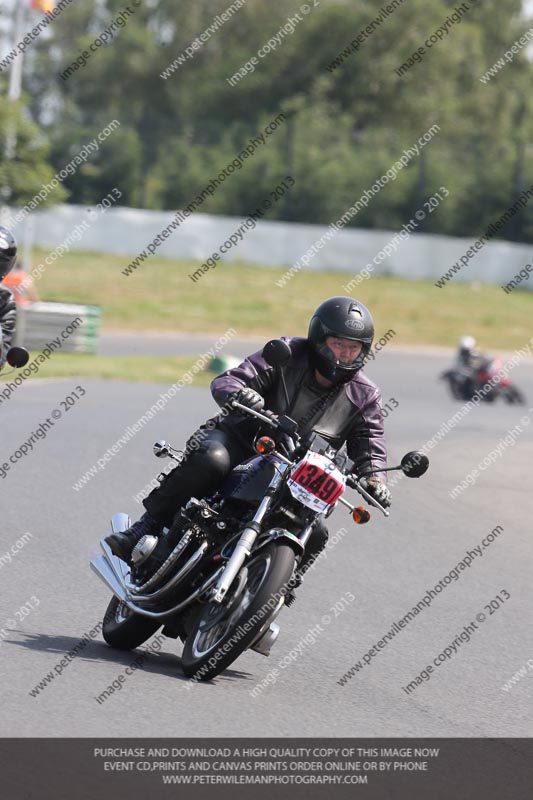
91, 339, 429, 682
441, 357, 525, 404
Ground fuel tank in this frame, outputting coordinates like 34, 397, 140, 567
220, 455, 279, 503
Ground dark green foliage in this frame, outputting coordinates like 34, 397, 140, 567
10, 0, 533, 241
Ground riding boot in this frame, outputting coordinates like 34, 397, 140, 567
104, 511, 160, 564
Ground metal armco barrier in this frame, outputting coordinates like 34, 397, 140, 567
14, 302, 101, 353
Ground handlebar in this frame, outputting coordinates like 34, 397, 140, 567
229, 399, 280, 428
230, 398, 390, 516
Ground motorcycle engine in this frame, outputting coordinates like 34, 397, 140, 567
131, 535, 159, 566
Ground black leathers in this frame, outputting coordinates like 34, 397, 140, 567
143, 337, 387, 528
0, 285, 16, 367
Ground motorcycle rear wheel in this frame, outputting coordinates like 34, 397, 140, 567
181, 543, 296, 681
102, 595, 161, 650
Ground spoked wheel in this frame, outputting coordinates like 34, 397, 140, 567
102, 595, 161, 650
181, 544, 296, 681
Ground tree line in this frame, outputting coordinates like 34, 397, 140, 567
2, 0, 533, 243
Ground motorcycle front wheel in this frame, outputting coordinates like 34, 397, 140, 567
503, 386, 525, 404
181, 543, 296, 681
102, 595, 161, 650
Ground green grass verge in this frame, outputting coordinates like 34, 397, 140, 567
1, 353, 216, 385
33, 247, 531, 350
13, 248, 530, 383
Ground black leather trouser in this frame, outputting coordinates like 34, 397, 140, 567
142, 426, 328, 568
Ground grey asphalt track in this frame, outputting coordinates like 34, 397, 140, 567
99, 331, 265, 357
1, 350, 533, 737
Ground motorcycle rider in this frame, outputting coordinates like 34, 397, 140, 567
106, 296, 390, 570
0, 226, 18, 369
455, 335, 489, 398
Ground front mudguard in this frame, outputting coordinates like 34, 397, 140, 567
254, 528, 304, 558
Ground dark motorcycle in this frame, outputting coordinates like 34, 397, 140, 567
91, 340, 429, 682
441, 356, 525, 404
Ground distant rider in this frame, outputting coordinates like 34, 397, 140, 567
0, 226, 18, 369
455, 335, 489, 398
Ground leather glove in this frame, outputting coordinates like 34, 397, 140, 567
235, 387, 265, 412
359, 476, 391, 508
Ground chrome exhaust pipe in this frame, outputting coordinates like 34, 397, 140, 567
91, 548, 226, 620
98, 535, 189, 607
110, 512, 131, 534
101, 539, 131, 588
90, 554, 128, 603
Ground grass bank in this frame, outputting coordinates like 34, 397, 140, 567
7, 248, 528, 382
34, 248, 531, 349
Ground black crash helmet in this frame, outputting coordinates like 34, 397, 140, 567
0, 226, 17, 281
308, 296, 374, 382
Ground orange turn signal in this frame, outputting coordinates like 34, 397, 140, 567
255, 436, 276, 455
352, 506, 370, 524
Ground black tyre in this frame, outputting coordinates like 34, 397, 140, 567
504, 386, 525, 405
442, 372, 462, 400
102, 595, 161, 650
181, 543, 296, 681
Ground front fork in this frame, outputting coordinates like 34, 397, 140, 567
210, 463, 290, 604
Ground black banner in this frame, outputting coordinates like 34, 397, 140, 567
1, 738, 532, 799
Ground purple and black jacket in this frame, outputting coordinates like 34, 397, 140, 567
210, 337, 387, 480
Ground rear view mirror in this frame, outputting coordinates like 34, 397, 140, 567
262, 339, 292, 368
401, 451, 429, 478
6, 347, 30, 368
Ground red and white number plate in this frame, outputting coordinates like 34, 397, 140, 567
287, 451, 346, 513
